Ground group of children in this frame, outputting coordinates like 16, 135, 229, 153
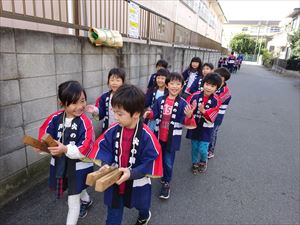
36, 57, 232, 225
218, 51, 242, 73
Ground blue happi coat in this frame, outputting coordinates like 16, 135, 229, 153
186, 91, 220, 142
39, 110, 94, 195
215, 83, 231, 126
95, 91, 112, 133
88, 123, 162, 209
189, 75, 204, 94
182, 68, 202, 94
151, 95, 190, 151
147, 72, 157, 90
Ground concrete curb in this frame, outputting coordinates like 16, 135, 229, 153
0, 156, 50, 208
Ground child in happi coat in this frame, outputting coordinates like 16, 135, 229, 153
38, 80, 94, 224
182, 57, 202, 98
144, 68, 169, 131
227, 51, 236, 73
189, 62, 214, 95
85, 68, 126, 134
87, 84, 163, 225
218, 57, 223, 68
147, 59, 168, 91
208, 68, 232, 159
144, 72, 196, 200
186, 73, 222, 174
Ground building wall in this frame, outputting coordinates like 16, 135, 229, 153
1, 0, 225, 44
135, 0, 224, 43
0, 27, 221, 204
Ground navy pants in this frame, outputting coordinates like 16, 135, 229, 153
106, 195, 149, 225
209, 124, 220, 153
160, 141, 176, 183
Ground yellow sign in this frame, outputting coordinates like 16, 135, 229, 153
128, 2, 140, 39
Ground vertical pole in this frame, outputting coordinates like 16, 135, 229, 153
253, 21, 261, 61
73, 0, 79, 36
146, 11, 150, 44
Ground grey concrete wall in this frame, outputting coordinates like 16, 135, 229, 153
0, 27, 221, 201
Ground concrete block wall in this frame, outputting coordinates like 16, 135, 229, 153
0, 27, 221, 202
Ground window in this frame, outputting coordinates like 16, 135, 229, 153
270, 26, 280, 32
181, 0, 216, 28
242, 27, 248, 31
292, 18, 299, 31
198, 0, 209, 22
181, 0, 197, 12
269, 46, 274, 51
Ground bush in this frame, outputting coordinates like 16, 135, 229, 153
261, 48, 273, 67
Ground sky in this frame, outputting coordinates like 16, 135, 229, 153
218, 0, 300, 21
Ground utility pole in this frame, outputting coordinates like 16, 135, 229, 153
253, 21, 261, 61
257, 21, 268, 63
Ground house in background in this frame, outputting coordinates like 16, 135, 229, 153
267, 8, 300, 60
221, 20, 281, 50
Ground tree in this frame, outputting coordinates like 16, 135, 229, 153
229, 33, 266, 54
288, 27, 300, 59
229, 33, 256, 54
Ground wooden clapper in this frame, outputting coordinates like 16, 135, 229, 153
86, 166, 123, 192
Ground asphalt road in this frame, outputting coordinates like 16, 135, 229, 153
1, 64, 299, 225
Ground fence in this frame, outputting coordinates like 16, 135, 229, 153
0, 0, 223, 51
273, 58, 300, 71
243, 54, 258, 62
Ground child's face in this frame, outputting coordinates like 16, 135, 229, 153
156, 75, 166, 89
109, 75, 123, 92
113, 106, 139, 129
64, 91, 86, 118
191, 62, 200, 69
166, 80, 183, 97
203, 82, 218, 96
202, 66, 213, 76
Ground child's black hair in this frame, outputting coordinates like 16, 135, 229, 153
202, 62, 214, 70
214, 67, 231, 81
147, 68, 169, 93
202, 73, 222, 90
166, 72, 184, 86
156, 68, 170, 77
107, 68, 126, 85
189, 57, 202, 74
58, 80, 86, 106
111, 84, 145, 116
156, 59, 168, 69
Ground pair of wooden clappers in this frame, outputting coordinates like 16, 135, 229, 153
86, 166, 123, 192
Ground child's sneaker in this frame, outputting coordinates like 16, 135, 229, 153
198, 162, 207, 173
135, 211, 151, 225
208, 151, 215, 159
191, 163, 199, 174
159, 182, 170, 199
79, 200, 93, 218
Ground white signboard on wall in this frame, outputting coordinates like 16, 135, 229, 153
128, 2, 140, 39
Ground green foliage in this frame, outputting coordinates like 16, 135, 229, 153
261, 48, 273, 67
230, 33, 255, 54
229, 33, 266, 55
288, 27, 300, 59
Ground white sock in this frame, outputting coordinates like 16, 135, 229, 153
80, 189, 90, 202
66, 194, 81, 225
